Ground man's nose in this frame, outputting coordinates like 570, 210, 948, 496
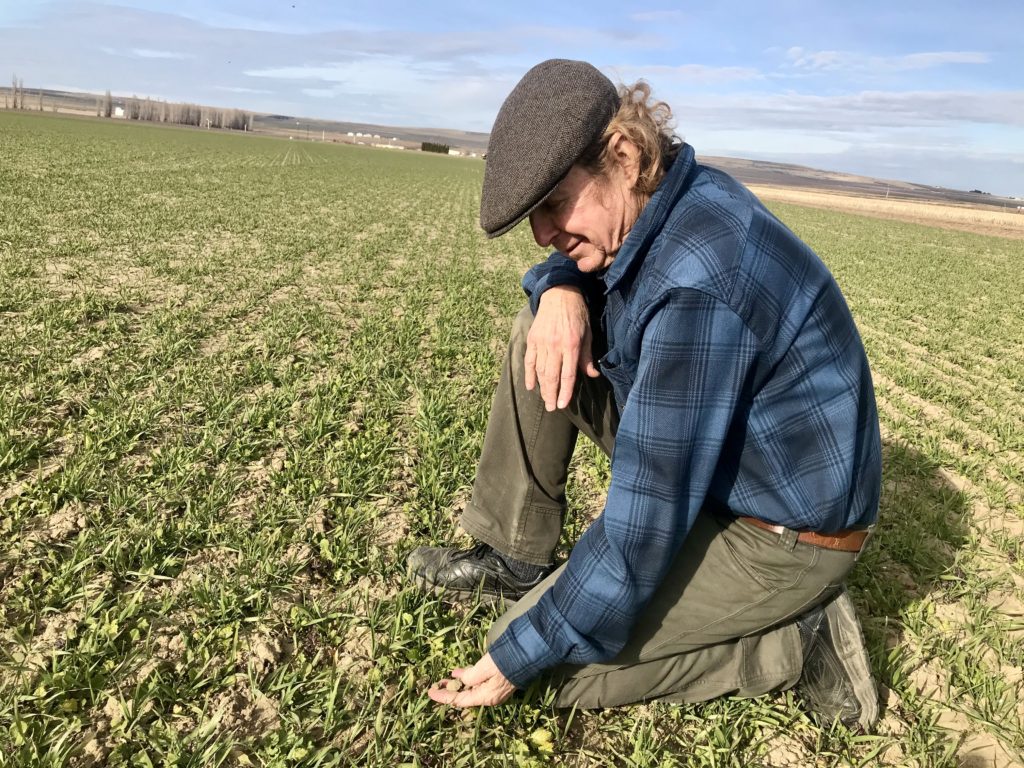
529, 211, 558, 247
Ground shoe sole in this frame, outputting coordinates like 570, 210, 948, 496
824, 590, 879, 730
411, 572, 519, 607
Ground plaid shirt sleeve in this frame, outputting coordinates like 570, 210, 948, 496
487, 287, 762, 687
522, 252, 603, 314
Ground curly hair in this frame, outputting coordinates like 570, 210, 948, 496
578, 80, 679, 205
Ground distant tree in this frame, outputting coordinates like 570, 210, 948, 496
17, 78, 24, 109
183, 103, 201, 126
11, 74, 17, 109
421, 141, 450, 154
37, 90, 43, 111
224, 109, 250, 131
83, 92, 254, 131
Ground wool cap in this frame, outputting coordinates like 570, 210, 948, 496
480, 59, 619, 238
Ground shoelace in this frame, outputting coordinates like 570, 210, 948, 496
450, 542, 493, 562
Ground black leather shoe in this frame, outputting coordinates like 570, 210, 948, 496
796, 588, 879, 730
407, 542, 552, 604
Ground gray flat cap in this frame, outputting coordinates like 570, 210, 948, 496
480, 59, 619, 238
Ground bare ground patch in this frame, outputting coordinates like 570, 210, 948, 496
751, 185, 1024, 240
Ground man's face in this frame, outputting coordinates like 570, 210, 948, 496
528, 165, 632, 273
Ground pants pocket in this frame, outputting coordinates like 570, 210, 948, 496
719, 517, 821, 593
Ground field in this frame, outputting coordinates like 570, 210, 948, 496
1, 111, 1023, 767
747, 186, 1024, 242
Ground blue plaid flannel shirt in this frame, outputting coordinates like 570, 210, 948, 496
487, 143, 882, 688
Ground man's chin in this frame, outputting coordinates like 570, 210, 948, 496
574, 254, 610, 273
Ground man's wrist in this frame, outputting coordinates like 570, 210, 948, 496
539, 284, 586, 306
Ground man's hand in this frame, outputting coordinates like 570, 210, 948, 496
427, 653, 516, 708
525, 286, 600, 411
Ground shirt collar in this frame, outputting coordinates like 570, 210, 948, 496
603, 143, 697, 292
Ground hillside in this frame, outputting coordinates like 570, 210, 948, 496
3, 86, 1018, 212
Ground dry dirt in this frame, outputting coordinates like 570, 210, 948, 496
750, 185, 1024, 240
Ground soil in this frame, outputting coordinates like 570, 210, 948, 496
750, 185, 1024, 240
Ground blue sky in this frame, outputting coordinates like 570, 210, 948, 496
3, 1, 1022, 195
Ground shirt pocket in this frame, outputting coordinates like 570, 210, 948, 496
599, 347, 637, 412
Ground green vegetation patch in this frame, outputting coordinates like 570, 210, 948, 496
1, 111, 1022, 766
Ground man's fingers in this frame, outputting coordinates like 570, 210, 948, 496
531, 339, 556, 411
427, 655, 515, 709
428, 687, 494, 708
557, 350, 577, 409
451, 687, 501, 707
524, 343, 538, 391
428, 680, 505, 708
527, 287, 593, 408
428, 674, 468, 705
454, 664, 486, 688
540, 357, 560, 411
427, 685, 457, 705
579, 327, 600, 378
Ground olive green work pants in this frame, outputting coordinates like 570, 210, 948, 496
460, 307, 862, 708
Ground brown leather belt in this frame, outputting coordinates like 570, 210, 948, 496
737, 516, 868, 553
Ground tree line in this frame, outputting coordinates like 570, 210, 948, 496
5, 75, 44, 111
97, 90, 253, 131
5, 73, 253, 132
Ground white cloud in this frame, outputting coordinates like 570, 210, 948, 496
785, 47, 991, 73
247, 56, 516, 129
699, 130, 851, 156
629, 10, 686, 22
676, 90, 1024, 133
131, 48, 191, 59
785, 47, 844, 70
608, 63, 762, 86
99, 45, 192, 60
245, 64, 349, 81
213, 86, 271, 94
898, 52, 991, 69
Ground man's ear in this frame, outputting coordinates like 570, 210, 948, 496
608, 131, 641, 189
